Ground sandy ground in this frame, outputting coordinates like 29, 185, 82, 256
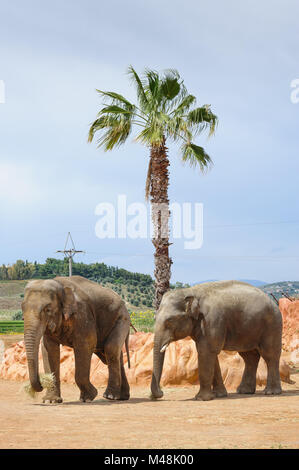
0, 378, 298, 449
1, 334, 299, 450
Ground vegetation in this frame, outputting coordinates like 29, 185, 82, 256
129, 310, 155, 332
88, 65, 218, 310
260, 281, 299, 299
0, 259, 190, 313
0, 258, 153, 284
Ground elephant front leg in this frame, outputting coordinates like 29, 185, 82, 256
196, 343, 217, 401
74, 344, 98, 402
41, 335, 63, 403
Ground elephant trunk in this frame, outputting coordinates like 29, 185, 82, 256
151, 333, 166, 399
24, 319, 44, 392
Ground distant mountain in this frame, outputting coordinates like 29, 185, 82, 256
259, 281, 299, 300
238, 279, 266, 287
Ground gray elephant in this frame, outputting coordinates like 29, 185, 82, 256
22, 275, 131, 403
151, 280, 282, 401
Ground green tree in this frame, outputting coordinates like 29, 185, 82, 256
0, 264, 8, 280
88, 66, 218, 310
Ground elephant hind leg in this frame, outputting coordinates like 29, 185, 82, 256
74, 344, 98, 402
259, 347, 282, 395
262, 357, 282, 395
237, 349, 260, 394
103, 320, 130, 401
259, 334, 282, 395
212, 356, 227, 398
120, 352, 130, 400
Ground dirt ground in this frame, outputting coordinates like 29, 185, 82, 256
0, 378, 298, 449
1, 334, 299, 450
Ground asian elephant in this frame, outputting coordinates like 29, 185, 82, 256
22, 275, 131, 403
151, 280, 282, 401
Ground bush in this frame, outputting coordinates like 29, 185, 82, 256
130, 310, 155, 332
12, 310, 23, 320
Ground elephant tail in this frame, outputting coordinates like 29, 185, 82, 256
125, 333, 131, 369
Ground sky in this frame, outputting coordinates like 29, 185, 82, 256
0, 0, 298, 284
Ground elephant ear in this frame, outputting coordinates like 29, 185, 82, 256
63, 286, 78, 320
185, 296, 201, 320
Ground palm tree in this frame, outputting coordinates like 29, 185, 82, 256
88, 66, 218, 310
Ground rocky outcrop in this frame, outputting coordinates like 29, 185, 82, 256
279, 298, 299, 365
0, 333, 294, 391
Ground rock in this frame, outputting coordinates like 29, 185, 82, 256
0, 340, 4, 364
279, 298, 299, 366
0, 333, 295, 391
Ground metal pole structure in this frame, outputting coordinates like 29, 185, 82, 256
270, 293, 279, 305
56, 232, 84, 277
69, 255, 72, 277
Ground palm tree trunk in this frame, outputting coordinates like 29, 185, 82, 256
149, 136, 172, 311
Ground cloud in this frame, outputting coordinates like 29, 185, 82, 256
0, 162, 41, 206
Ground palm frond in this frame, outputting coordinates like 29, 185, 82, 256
127, 65, 148, 110
88, 116, 107, 143
88, 112, 133, 150
96, 89, 135, 111
171, 94, 196, 115
187, 105, 218, 136
143, 68, 163, 107
181, 142, 213, 171
160, 72, 181, 101
100, 105, 134, 115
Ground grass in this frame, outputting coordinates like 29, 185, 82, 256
130, 310, 155, 333
0, 280, 27, 297
0, 320, 24, 334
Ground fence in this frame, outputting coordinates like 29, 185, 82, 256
0, 321, 24, 334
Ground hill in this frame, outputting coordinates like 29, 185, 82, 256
0, 280, 27, 320
0, 259, 193, 314
0, 259, 156, 313
259, 281, 299, 300
1, 259, 298, 312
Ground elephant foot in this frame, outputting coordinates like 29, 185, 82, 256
79, 385, 98, 403
150, 388, 164, 400
264, 386, 282, 395
119, 389, 130, 401
214, 387, 228, 398
237, 384, 256, 394
195, 390, 216, 401
103, 387, 121, 401
42, 393, 63, 404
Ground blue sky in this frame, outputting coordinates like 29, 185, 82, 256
0, 0, 298, 284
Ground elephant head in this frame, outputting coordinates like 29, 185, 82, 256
22, 279, 77, 392
151, 290, 202, 399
